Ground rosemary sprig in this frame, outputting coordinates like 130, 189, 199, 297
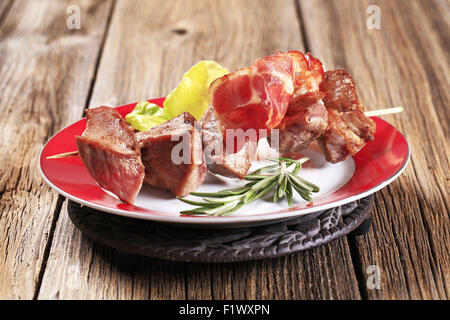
177, 157, 319, 216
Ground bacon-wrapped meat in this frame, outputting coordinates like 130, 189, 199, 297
318, 70, 376, 163
210, 51, 324, 133
267, 92, 328, 155
288, 51, 324, 97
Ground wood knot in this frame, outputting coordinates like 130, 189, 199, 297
171, 28, 187, 35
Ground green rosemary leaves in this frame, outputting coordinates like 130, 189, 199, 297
177, 157, 319, 216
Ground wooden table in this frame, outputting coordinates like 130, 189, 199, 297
0, 0, 448, 300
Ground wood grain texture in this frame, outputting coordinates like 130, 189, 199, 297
2, 0, 447, 300
0, 0, 113, 299
298, 0, 449, 299
208, 239, 360, 300
37, 0, 361, 300
0, 0, 12, 21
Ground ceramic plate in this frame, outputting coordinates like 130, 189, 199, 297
39, 98, 410, 227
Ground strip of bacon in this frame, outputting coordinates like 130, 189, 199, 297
288, 51, 324, 97
210, 51, 324, 133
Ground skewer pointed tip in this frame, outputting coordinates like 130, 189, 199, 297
46, 151, 79, 159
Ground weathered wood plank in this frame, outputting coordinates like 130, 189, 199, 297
209, 239, 361, 300
38, 0, 361, 300
298, 0, 449, 299
0, 0, 12, 22
88, 0, 308, 107
0, 0, 113, 299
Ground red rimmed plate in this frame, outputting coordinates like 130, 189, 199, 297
39, 98, 410, 227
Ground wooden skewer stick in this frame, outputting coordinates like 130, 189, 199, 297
364, 106, 404, 117
45, 107, 404, 159
45, 150, 79, 159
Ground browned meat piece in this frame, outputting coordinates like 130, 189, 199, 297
318, 109, 366, 162
320, 69, 360, 112
75, 106, 145, 204
267, 92, 328, 156
200, 107, 257, 179
136, 112, 207, 196
340, 108, 377, 139
318, 70, 376, 163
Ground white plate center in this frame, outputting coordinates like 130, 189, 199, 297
133, 148, 355, 216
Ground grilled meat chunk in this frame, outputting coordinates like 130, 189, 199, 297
75, 106, 145, 204
201, 107, 257, 179
268, 92, 328, 156
320, 69, 360, 112
136, 112, 207, 196
318, 109, 367, 162
318, 70, 376, 163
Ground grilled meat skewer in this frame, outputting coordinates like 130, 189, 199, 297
268, 69, 376, 163
318, 70, 376, 163
136, 112, 207, 196
75, 107, 145, 204
201, 107, 257, 179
